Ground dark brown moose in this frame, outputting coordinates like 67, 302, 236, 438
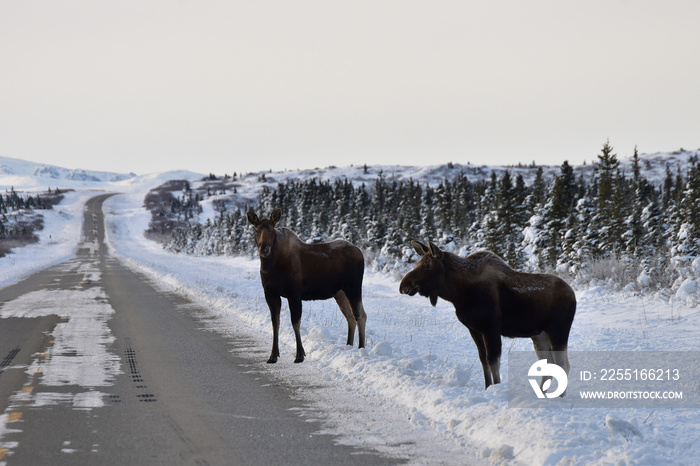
247, 209, 367, 363
399, 241, 576, 392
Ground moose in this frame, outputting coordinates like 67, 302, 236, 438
247, 209, 367, 364
399, 241, 576, 392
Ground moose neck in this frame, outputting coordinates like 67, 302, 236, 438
260, 254, 275, 274
437, 253, 465, 305
258, 248, 275, 275
259, 228, 289, 274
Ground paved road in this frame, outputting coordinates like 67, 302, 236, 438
0, 194, 400, 465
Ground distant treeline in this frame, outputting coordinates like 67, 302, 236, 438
149, 143, 700, 293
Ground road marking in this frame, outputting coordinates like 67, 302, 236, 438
0, 446, 7, 459
22, 386, 34, 394
8, 412, 22, 422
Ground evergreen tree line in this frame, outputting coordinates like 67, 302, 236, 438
164, 144, 700, 291
0, 187, 64, 241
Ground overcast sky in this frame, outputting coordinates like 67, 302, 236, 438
1, 1, 699, 176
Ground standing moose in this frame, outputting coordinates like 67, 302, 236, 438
400, 241, 576, 392
247, 209, 367, 363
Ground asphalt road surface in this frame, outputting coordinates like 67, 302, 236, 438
0, 194, 400, 465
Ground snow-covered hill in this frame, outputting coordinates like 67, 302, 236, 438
0, 155, 136, 190
234, 148, 697, 190
1, 147, 697, 195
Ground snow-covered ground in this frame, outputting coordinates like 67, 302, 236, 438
1, 159, 699, 465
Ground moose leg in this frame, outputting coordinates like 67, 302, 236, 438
549, 332, 571, 380
345, 290, 367, 349
484, 332, 502, 385
531, 332, 554, 389
537, 331, 570, 397
265, 292, 282, 363
552, 345, 570, 397
288, 297, 306, 363
334, 291, 356, 346
468, 329, 493, 389
552, 346, 570, 376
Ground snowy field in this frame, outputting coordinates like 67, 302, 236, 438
1, 166, 699, 465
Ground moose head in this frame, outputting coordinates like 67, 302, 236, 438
399, 240, 445, 306
247, 209, 282, 261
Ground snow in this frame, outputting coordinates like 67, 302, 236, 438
1, 156, 699, 465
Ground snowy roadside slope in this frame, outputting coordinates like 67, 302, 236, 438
0, 190, 99, 288
105, 188, 700, 465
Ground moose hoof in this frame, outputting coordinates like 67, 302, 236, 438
267, 357, 278, 364
294, 356, 305, 364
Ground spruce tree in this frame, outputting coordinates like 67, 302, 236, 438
592, 140, 625, 258
595, 139, 619, 207
672, 161, 700, 277
662, 164, 674, 209
531, 167, 546, 206
638, 198, 665, 288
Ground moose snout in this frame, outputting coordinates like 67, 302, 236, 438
259, 245, 272, 258
399, 280, 418, 296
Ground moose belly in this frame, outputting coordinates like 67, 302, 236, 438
500, 307, 551, 337
501, 322, 546, 338
301, 291, 336, 301
299, 275, 343, 300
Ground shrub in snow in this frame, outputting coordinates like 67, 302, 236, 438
637, 269, 652, 287
675, 278, 699, 306
605, 415, 644, 441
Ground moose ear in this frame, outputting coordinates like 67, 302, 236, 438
270, 208, 282, 225
246, 211, 260, 226
411, 240, 429, 256
428, 241, 444, 260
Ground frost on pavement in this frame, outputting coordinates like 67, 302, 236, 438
0, 259, 120, 408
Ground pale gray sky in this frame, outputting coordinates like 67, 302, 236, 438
1, 1, 699, 176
